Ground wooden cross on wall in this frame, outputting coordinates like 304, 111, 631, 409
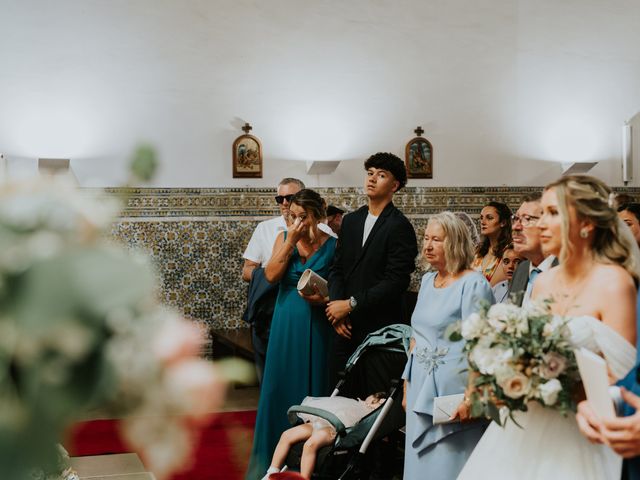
242, 123, 253, 134
414, 126, 424, 137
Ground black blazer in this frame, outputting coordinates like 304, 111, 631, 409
507, 257, 559, 306
507, 260, 531, 307
328, 202, 418, 337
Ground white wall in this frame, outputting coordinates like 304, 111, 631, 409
1, 0, 640, 188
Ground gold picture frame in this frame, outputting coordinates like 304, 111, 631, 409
405, 126, 433, 179
232, 123, 263, 178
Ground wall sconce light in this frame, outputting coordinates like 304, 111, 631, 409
305, 160, 341, 175
561, 161, 598, 176
38, 158, 78, 183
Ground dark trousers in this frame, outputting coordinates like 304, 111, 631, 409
328, 329, 369, 390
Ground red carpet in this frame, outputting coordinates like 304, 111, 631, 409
66, 410, 256, 480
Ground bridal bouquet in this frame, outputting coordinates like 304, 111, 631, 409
0, 178, 248, 479
448, 301, 580, 426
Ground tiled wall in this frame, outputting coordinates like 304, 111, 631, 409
106, 186, 640, 336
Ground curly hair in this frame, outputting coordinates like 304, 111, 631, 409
545, 175, 638, 283
364, 152, 408, 191
475, 201, 513, 259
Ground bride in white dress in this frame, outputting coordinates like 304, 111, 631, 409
457, 175, 638, 480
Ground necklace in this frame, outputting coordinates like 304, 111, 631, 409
434, 272, 453, 288
554, 271, 591, 316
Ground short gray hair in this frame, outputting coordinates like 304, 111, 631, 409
424, 211, 475, 274
278, 177, 305, 189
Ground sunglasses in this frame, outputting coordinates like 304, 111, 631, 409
275, 194, 295, 204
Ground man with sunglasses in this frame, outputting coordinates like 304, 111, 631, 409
242, 177, 305, 382
242, 178, 305, 281
507, 192, 557, 306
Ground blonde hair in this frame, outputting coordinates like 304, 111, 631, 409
545, 175, 638, 283
423, 211, 475, 274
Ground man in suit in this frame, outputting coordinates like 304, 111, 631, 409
507, 192, 557, 306
326, 152, 418, 383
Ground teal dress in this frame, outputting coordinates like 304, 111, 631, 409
246, 235, 336, 479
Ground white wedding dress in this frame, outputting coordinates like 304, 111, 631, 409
457, 316, 637, 480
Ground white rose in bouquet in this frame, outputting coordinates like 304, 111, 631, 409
539, 379, 563, 406
523, 299, 550, 318
470, 341, 514, 375
543, 315, 568, 337
487, 303, 510, 332
487, 303, 528, 336
461, 312, 485, 340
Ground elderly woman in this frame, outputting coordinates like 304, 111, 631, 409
402, 211, 494, 480
472, 201, 512, 286
247, 189, 337, 480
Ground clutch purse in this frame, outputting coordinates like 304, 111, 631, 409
432, 393, 465, 424
297, 269, 329, 298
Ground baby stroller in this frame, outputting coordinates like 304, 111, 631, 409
284, 324, 411, 479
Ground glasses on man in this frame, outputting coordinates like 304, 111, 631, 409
511, 213, 540, 227
275, 194, 294, 204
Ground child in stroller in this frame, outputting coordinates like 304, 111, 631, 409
263, 324, 411, 480
261, 393, 386, 479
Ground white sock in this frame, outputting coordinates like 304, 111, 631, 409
262, 466, 280, 480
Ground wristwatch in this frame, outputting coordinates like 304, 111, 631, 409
349, 296, 358, 311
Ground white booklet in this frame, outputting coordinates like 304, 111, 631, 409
297, 269, 329, 298
574, 347, 616, 419
433, 393, 465, 424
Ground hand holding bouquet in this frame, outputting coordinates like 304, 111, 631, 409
448, 301, 580, 426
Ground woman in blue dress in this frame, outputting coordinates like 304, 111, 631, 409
247, 189, 337, 480
403, 211, 495, 479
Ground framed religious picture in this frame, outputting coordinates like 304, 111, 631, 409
405, 126, 433, 179
233, 123, 263, 178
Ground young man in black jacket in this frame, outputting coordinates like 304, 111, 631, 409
327, 152, 417, 383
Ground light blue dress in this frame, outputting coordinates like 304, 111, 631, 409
403, 271, 494, 480
246, 235, 336, 480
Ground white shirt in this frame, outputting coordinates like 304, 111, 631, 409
523, 255, 557, 306
362, 213, 379, 246
243, 216, 287, 266
319, 222, 338, 239
492, 280, 509, 303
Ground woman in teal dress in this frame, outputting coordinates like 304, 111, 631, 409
403, 212, 494, 480
247, 189, 337, 480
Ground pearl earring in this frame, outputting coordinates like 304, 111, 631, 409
580, 228, 588, 238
